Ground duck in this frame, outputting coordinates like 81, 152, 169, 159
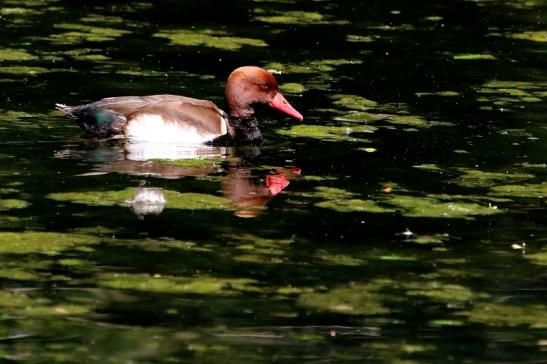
56, 66, 303, 145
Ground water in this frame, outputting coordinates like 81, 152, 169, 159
1, 0, 547, 362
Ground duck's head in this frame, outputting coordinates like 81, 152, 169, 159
225, 66, 303, 121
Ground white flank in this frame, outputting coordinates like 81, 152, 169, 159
125, 114, 219, 144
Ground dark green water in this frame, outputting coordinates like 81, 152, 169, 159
1, 0, 547, 362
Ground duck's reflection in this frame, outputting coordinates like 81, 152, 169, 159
124, 185, 166, 217
55, 140, 299, 218
223, 167, 299, 218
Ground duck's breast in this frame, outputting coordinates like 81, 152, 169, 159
124, 99, 228, 144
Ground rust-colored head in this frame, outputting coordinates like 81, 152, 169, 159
225, 66, 303, 121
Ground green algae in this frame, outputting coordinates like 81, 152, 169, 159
379, 255, 416, 261
48, 188, 135, 207
230, 233, 294, 264
490, 183, 547, 198
154, 29, 267, 51
0, 267, 38, 280
264, 59, 362, 93
25, 304, 91, 316
453, 53, 497, 60
276, 124, 376, 142
435, 91, 461, 97
519, 162, 547, 169
367, 24, 415, 31
280, 82, 305, 94
100, 273, 259, 296
415, 91, 460, 97
482, 80, 543, 90
48, 188, 232, 211
0, 110, 38, 121
526, 251, 547, 266
0, 289, 92, 317
394, 343, 436, 354
432, 193, 510, 204
264, 59, 361, 75
408, 233, 450, 245
116, 69, 168, 77
330, 95, 454, 131
462, 302, 547, 328
80, 14, 125, 25
406, 281, 479, 304
413, 164, 443, 172
498, 128, 533, 136
299, 175, 337, 182
311, 187, 357, 200
231, 233, 294, 248
479, 0, 544, 9
309, 187, 393, 213
494, 88, 531, 97
313, 251, 366, 266
255, 10, 322, 24
1, 7, 42, 16
386, 115, 453, 128
286, 331, 325, 343
334, 111, 378, 123
510, 31, 547, 43
0, 66, 49, 75
0, 231, 97, 255
103, 2, 153, 13
0, 199, 28, 210
332, 94, 378, 110
160, 191, 231, 210
299, 278, 481, 318
366, 342, 437, 361
0, 48, 38, 62
385, 194, 502, 219
234, 253, 284, 264
58, 258, 87, 267
254, 11, 348, 25
152, 158, 223, 169
50, 23, 130, 44
346, 34, 377, 43
316, 199, 392, 213
425, 15, 444, 21
264, 62, 314, 75
429, 319, 465, 327
0, 290, 36, 308
475, 80, 547, 106
298, 283, 389, 315
70, 54, 110, 62
454, 168, 534, 188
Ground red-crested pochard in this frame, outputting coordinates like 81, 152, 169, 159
56, 66, 303, 144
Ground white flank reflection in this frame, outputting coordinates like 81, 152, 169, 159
124, 141, 228, 161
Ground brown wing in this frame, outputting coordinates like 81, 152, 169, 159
95, 94, 212, 112
125, 96, 228, 136
61, 94, 228, 139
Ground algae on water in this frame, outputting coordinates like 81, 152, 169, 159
154, 29, 267, 51
48, 188, 232, 211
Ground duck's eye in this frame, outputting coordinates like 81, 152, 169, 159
258, 83, 271, 91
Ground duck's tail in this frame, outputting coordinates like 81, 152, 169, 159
55, 103, 76, 118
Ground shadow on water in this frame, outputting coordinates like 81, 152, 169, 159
0, 0, 547, 362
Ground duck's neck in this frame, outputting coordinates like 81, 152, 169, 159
227, 116, 263, 144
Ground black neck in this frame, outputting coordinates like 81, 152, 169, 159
230, 116, 263, 144
211, 116, 263, 146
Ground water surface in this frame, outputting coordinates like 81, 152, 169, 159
1, 0, 547, 362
